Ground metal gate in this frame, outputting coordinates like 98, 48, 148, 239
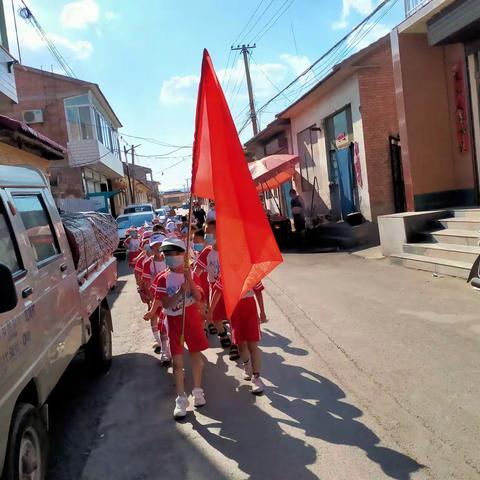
389, 136, 406, 213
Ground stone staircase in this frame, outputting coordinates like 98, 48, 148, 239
390, 209, 480, 279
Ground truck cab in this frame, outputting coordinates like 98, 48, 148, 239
0, 165, 117, 480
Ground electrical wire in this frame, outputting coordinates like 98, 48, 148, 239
232, 0, 267, 47
255, 0, 395, 117
237, 0, 276, 45
249, 52, 291, 102
19, 1, 76, 78
252, 0, 296, 44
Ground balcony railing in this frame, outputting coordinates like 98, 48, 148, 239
405, 0, 432, 17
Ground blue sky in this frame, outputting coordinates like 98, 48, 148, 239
5, 0, 405, 190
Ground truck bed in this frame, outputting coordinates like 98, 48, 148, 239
78, 256, 117, 321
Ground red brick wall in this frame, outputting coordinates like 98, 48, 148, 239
0, 67, 91, 198
357, 42, 399, 219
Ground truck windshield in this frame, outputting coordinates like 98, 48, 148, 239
117, 214, 153, 228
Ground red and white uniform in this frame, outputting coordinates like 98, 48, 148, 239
153, 270, 208, 356
125, 237, 141, 267
195, 246, 226, 321
142, 256, 167, 295
213, 279, 263, 344
134, 254, 150, 304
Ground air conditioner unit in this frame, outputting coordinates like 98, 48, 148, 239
22, 109, 44, 124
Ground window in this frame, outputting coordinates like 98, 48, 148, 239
66, 105, 94, 141
13, 195, 60, 265
0, 205, 22, 274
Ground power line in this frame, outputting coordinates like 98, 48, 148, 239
237, 0, 276, 45
252, 0, 296, 44
255, 0, 396, 117
232, 0, 267, 46
19, 1, 76, 77
250, 52, 291, 102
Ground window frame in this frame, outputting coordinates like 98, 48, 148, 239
0, 195, 26, 280
12, 192, 62, 269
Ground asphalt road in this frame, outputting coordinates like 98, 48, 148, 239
46, 253, 480, 480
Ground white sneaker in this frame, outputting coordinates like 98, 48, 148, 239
243, 362, 252, 381
173, 394, 189, 418
192, 388, 206, 408
251, 376, 265, 394
160, 352, 171, 365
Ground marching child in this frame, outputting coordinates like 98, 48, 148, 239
194, 219, 238, 359
209, 279, 268, 394
135, 239, 153, 306
125, 228, 141, 268
144, 238, 209, 419
142, 233, 171, 363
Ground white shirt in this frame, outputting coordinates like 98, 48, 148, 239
206, 249, 220, 283
157, 271, 195, 316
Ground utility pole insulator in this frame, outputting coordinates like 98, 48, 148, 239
231, 44, 258, 136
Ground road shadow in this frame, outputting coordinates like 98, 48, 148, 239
46, 351, 226, 480
261, 349, 424, 480
190, 352, 318, 480
107, 279, 127, 308
261, 328, 309, 356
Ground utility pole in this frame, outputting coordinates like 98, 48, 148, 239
124, 145, 134, 204
231, 44, 258, 136
131, 145, 136, 203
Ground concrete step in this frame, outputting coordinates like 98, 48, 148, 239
403, 242, 480, 264
390, 253, 471, 279
425, 228, 479, 246
452, 208, 480, 220
437, 217, 480, 231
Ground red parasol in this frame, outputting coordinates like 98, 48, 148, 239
248, 154, 300, 192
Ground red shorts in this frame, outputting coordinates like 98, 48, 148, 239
230, 297, 260, 344
128, 250, 140, 266
212, 297, 227, 323
167, 305, 209, 356
155, 308, 167, 335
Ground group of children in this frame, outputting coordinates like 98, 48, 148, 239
123, 209, 268, 419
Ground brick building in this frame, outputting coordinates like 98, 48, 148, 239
0, 65, 123, 204
245, 35, 400, 247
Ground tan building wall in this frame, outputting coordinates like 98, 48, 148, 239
0, 141, 51, 173
392, 31, 476, 210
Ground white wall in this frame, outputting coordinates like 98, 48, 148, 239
288, 75, 372, 221
67, 138, 123, 178
0, 48, 17, 104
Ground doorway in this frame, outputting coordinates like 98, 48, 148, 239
325, 105, 356, 220
389, 136, 406, 212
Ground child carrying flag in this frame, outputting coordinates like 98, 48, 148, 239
209, 279, 268, 394
144, 238, 209, 419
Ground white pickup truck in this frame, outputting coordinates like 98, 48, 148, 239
0, 166, 117, 480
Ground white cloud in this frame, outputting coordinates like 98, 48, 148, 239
160, 75, 199, 104
332, 0, 376, 30
61, 0, 100, 29
159, 54, 313, 106
20, 28, 93, 59
105, 11, 119, 21
347, 22, 390, 51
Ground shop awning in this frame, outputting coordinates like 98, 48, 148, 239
248, 154, 300, 192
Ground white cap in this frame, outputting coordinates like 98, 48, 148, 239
159, 237, 186, 252
149, 234, 166, 247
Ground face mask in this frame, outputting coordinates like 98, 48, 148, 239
144, 245, 152, 255
204, 234, 215, 245
165, 255, 184, 269
130, 232, 138, 239
193, 243, 204, 252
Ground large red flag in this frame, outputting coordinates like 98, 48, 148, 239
191, 49, 283, 317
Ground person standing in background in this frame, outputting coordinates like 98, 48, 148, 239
289, 189, 305, 235
193, 201, 206, 228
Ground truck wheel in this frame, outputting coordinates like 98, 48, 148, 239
85, 304, 112, 374
2, 403, 48, 480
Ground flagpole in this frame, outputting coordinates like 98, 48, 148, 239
179, 184, 194, 346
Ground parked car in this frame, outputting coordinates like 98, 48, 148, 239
0, 166, 117, 480
155, 207, 168, 223
115, 211, 156, 259
123, 203, 153, 214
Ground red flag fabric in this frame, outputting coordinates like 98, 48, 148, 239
191, 49, 283, 317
